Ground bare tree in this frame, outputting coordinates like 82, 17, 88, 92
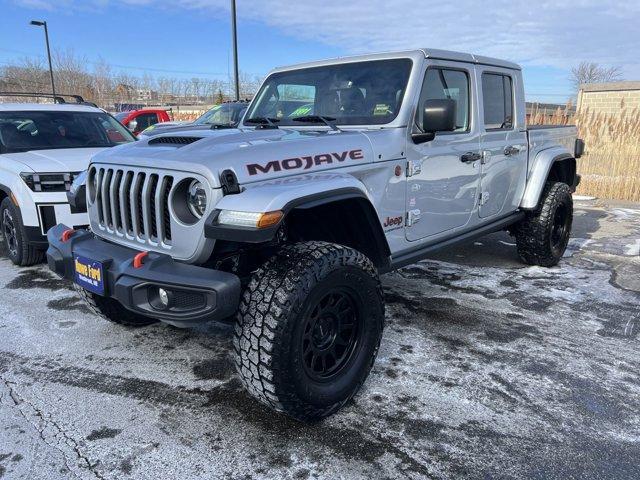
571, 62, 623, 91
0, 50, 262, 108
92, 58, 113, 106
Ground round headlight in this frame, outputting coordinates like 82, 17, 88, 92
187, 180, 207, 218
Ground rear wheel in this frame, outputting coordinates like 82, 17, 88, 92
75, 284, 158, 327
234, 241, 384, 422
515, 181, 573, 267
1, 198, 45, 266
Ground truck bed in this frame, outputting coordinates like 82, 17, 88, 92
526, 124, 577, 168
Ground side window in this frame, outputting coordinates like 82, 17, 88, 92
481, 73, 513, 130
416, 68, 470, 133
132, 113, 158, 132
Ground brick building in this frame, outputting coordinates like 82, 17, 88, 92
577, 81, 640, 115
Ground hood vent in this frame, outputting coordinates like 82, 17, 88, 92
148, 136, 203, 146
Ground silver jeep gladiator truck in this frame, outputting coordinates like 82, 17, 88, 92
47, 49, 583, 421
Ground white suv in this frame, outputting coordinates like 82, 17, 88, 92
0, 99, 135, 265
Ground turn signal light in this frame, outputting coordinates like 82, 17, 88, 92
217, 209, 284, 229
257, 210, 284, 228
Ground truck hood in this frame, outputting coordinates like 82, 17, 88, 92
91, 128, 376, 189
3, 147, 107, 173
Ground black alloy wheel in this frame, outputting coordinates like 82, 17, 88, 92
301, 288, 364, 382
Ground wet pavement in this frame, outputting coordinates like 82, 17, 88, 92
0, 198, 639, 479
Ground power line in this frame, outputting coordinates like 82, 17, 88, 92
0, 47, 263, 78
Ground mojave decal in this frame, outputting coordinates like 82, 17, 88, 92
246, 149, 365, 176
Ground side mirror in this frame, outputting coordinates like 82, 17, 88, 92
412, 98, 456, 144
127, 120, 138, 132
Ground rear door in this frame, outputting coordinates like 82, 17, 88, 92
477, 68, 527, 218
405, 62, 481, 241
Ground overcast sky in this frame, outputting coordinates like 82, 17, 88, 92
3, 0, 639, 102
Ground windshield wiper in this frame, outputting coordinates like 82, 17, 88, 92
209, 123, 235, 130
291, 115, 340, 132
244, 117, 280, 129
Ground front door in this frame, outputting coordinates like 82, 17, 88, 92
405, 63, 481, 241
477, 69, 528, 218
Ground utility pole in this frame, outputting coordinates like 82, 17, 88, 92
231, 0, 240, 100
30, 20, 56, 97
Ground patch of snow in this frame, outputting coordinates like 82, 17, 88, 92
624, 239, 640, 256
473, 242, 483, 246
573, 195, 596, 201
563, 238, 593, 257
611, 208, 640, 220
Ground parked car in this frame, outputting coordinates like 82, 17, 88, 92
47, 49, 583, 421
137, 101, 249, 139
113, 109, 171, 136
0, 94, 135, 265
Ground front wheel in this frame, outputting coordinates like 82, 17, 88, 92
234, 241, 384, 422
515, 181, 573, 267
1, 198, 45, 266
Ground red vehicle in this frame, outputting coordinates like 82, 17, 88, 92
113, 109, 171, 136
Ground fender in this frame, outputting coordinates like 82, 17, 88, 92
520, 147, 575, 210
204, 173, 390, 261
212, 172, 375, 214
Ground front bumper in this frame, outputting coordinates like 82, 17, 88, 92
46, 224, 241, 326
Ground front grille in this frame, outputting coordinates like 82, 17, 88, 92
92, 166, 174, 245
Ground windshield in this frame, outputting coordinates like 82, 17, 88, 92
0, 111, 136, 154
244, 59, 413, 126
194, 103, 247, 126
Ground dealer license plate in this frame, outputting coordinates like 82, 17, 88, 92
74, 255, 105, 295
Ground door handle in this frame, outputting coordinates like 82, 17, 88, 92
460, 152, 482, 163
504, 145, 521, 156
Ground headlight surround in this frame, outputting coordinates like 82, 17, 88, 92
70, 170, 88, 196
20, 172, 81, 192
217, 209, 283, 229
187, 179, 207, 218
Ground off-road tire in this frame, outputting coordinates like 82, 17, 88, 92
515, 181, 573, 267
1, 198, 45, 266
75, 284, 158, 327
234, 241, 385, 422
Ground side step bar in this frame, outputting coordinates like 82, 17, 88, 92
384, 212, 525, 272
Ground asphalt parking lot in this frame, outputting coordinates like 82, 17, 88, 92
1, 198, 639, 480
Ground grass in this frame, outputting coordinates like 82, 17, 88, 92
529, 105, 640, 202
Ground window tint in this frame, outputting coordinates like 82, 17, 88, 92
482, 73, 513, 129
416, 68, 470, 133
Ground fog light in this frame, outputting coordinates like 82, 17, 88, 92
150, 287, 174, 311
158, 288, 170, 307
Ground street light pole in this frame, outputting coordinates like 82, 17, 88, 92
30, 20, 56, 97
230, 0, 240, 101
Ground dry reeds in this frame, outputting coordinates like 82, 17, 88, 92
529, 103, 640, 202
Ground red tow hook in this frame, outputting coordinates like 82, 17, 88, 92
133, 251, 148, 269
61, 229, 75, 242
